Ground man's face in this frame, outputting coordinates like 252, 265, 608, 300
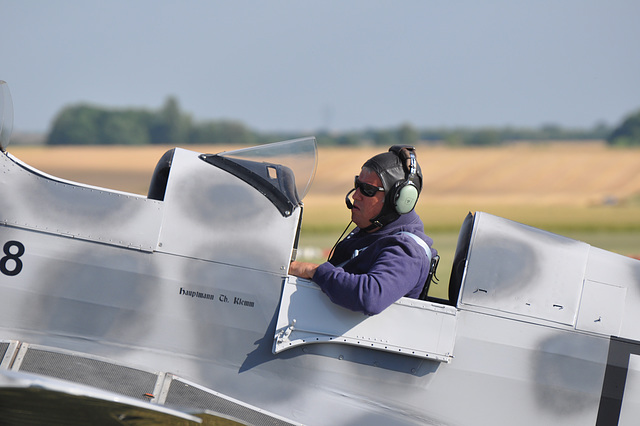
351, 168, 385, 230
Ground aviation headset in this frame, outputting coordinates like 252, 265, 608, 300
348, 145, 423, 230
388, 145, 420, 214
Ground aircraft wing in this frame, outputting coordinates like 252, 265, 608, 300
0, 370, 245, 426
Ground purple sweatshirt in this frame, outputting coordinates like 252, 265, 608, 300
312, 210, 437, 315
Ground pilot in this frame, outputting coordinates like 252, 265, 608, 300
289, 145, 437, 315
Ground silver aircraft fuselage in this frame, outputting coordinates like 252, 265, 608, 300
0, 137, 639, 425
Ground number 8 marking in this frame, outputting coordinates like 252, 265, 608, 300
1, 240, 25, 276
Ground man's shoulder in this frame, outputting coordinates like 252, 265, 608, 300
375, 230, 429, 251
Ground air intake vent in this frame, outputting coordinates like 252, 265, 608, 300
165, 376, 296, 426
0, 342, 9, 361
16, 346, 157, 401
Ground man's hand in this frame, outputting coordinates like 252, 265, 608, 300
289, 261, 319, 280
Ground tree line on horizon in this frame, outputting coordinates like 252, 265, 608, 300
45, 97, 640, 147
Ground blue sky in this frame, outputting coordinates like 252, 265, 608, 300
2, 0, 639, 133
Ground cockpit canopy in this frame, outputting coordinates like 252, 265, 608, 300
200, 137, 317, 217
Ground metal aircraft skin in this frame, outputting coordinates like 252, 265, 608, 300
0, 81, 640, 425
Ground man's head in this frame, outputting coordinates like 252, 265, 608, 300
348, 145, 423, 231
350, 167, 386, 230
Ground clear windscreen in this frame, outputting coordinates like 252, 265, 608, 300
218, 137, 317, 201
0, 81, 14, 152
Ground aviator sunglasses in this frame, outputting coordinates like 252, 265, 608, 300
354, 176, 384, 197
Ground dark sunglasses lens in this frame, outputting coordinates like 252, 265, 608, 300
361, 184, 377, 197
355, 177, 378, 197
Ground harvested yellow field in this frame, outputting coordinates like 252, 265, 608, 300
309, 142, 640, 206
8, 142, 640, 232
303, 142, 640, 232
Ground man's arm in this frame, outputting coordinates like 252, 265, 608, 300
312, 242, 425, 315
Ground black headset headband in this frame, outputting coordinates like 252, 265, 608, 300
389, 145, 418, 186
